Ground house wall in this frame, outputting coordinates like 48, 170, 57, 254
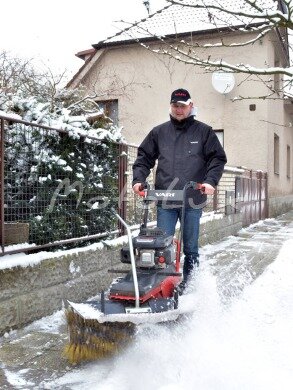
82, 32, 273, 165
267, 104, 293, 215
265, 32, 293, 212
76, 30, 293, 212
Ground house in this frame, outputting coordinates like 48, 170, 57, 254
67, 0, 293, 216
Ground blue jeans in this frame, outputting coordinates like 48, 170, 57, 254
157, 206, 202, 282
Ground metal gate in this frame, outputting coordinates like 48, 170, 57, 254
235, 169, 268, 227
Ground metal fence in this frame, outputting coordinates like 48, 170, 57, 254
0, 115, 268, 256
235, 169, 268, 226
0, 115, 127, 255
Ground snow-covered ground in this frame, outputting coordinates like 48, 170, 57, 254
47, 243, 293, 389
1, 213, 293, 389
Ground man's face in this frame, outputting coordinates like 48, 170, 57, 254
170, 102, 193, 121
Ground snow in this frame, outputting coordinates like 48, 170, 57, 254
223, 165, 245, 173
0, 222, 144, 270
200, 211, 223, 223
0, 210, 221, 270
24, 310, 66, 335
27, 234, 293, 388
4, 370, 34, 387
1, 214, 293, 389
0, 110, 21, 120
69, 261, 81, 275
0, 241, 103, 271
61, 239, 293, 389
0, 93, 124, 145
102, 0, 278, 46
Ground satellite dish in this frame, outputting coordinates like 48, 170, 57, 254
212, 71, 235, 94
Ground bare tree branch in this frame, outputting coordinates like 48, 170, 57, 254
168, 0, 293, 28
106, 0, 293, 100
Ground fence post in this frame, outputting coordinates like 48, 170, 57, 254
264, 172, 269, 218
213, 186, 218, 211
118, 143, 128, 235
257, 171, 261, 220
225, 190, 235, 215
0, 118, 4, 252
249, 169, 253, 225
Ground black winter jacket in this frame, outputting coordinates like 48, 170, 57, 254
132, 115, 227, 207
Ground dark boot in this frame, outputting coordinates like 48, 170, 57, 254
183, 255, 199, 282
177, 280, 187, 296
178, 256, 199, 295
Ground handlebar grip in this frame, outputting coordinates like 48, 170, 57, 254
189, 182, 205, 192
197, 183, 205, 193
138, 183, 146, 197
137, 183, 148, 197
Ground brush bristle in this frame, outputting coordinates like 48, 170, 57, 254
64, 308, 136, 364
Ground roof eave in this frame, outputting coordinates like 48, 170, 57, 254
92, 21, 269, 50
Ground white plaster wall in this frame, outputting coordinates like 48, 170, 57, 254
77, 30, 293, 197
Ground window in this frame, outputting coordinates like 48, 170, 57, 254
274, 133, 280, 175
96, 99, 118, 126
214, 129, 224, 146
274, 60, 280, 93
287, 145, 291, 178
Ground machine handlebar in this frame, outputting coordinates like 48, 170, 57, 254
137, 182, 205, 198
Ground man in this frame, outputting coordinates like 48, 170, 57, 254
132, 88, 227, 291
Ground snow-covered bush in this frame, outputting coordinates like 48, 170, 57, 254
1, 53, 125, 248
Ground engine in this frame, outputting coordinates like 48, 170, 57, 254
120, 227, 176, 269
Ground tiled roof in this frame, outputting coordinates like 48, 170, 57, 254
94, 0, 278, 47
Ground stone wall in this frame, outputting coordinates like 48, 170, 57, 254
199, 213, 242, 246
269, 195, 293, 217
0, 249, 122, 335
0, 212, 242, 335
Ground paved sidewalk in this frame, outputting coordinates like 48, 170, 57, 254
0, 210, 293, 389
201, 210, 293, 300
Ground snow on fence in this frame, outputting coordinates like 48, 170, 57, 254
0, 115, 267, 257
0, 115, 124, 255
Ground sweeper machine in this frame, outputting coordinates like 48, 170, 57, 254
64, 181, 203, 363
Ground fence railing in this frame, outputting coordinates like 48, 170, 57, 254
0, 115, 268, 256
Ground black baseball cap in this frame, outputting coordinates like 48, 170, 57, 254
170, 88, 192, 105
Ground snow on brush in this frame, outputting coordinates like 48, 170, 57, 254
67, 291, 198, 324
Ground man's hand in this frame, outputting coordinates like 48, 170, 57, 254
133, 183, 142, 195
201, 183, 215, 195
